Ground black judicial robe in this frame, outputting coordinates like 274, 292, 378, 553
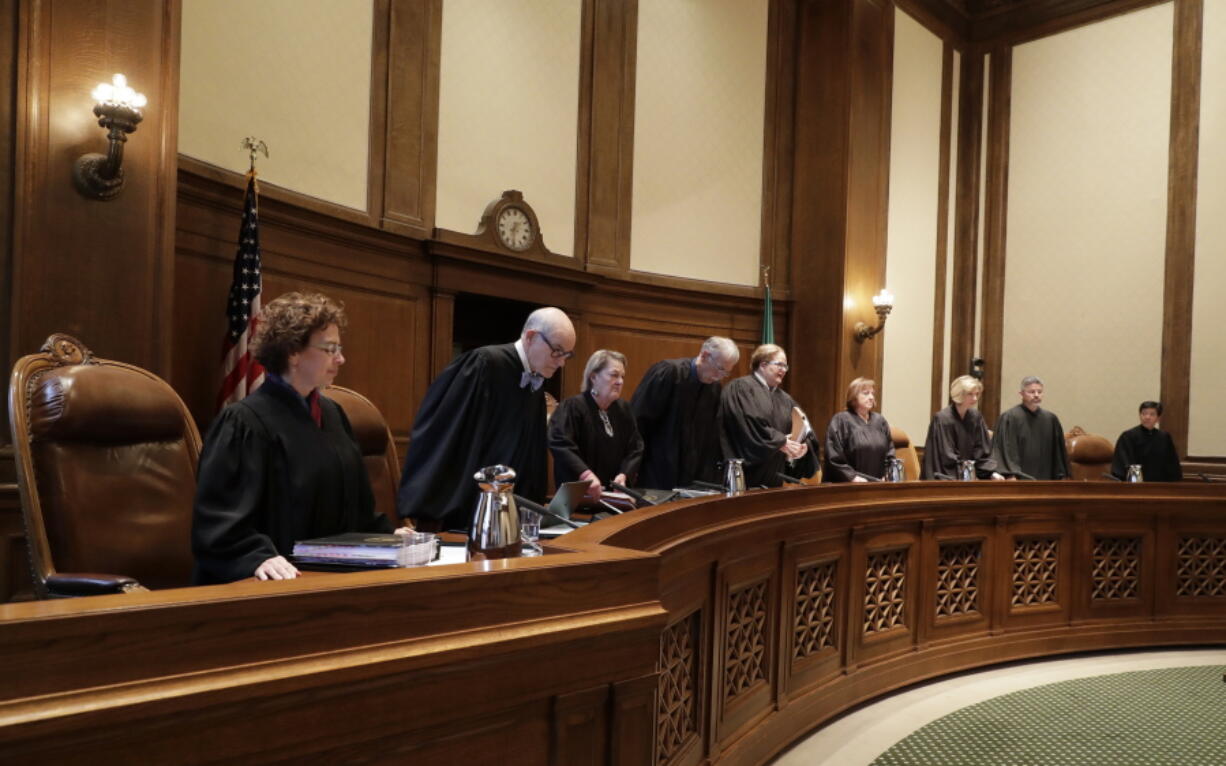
397, 343, 547, 530
1111, 425, 1182, 482
720, 375, 819, 488
922, 405, 999, 479
991, 405, 1070, 480
631, 358, 724, 490
548, 393, 644, 488
823, 410, 895, 482
192, 382, 391, 584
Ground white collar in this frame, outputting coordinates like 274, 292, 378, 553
753, 371, 773, 391
513, 338, 532, 374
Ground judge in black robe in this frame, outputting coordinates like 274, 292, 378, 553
549, 349, 644, 493
631, 337, 740, 490
823, 377, 895, 482
990, 376, 1070, 480
398, 307, 576, 531
922, 375, 1003, 480
193, 292, 392, 584
1110, 401, 1182, 482
720, 345, 818, 488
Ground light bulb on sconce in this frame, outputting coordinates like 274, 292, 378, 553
73, 73, 147, 201
854, 289, 895, 342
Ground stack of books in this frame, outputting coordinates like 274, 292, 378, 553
292, 533, 409, 569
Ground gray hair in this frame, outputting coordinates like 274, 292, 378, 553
522, 306, 571, 336
581, 349, 627, 393
1020, 375, 1043, 390
702, 336, 740, 363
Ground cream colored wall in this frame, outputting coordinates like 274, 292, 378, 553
1001, 3, 1172, 438
883, 9, 943, 448
179, 0, 372, 211
1189, 0, 1226, 456
629, 0, 768, 286
435, 0, 580, 256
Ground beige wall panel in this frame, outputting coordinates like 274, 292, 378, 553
629, 0, 768, 286
942, 49, 960, 402
1001, 3, 1172, 437
435, 0, 580, 255
1189, 0, 1226, 456
883, 9, 943, 447
179, 0, 372, 210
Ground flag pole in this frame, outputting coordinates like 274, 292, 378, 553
760, 264, 774, 346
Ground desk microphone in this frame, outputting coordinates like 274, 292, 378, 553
932, 472, 956, 481
596, 498, 625, 515
611, 482, 653, 508
777, 472, 802, 485
1103, 472, 1123, 481
512, 495, 581, 528
690, 480, 725, 491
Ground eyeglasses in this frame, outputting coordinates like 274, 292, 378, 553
536, 332, 574, 360
310, 342, 344, 356
766, 361, 789, 371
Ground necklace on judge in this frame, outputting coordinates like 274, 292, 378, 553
591, 390, 615, 437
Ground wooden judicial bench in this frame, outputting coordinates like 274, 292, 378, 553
2, 481, 1226, 764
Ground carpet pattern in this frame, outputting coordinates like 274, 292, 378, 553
871, 665, 1226, 765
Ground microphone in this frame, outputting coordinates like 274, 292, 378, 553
611, 482, 653, 508
512, 495, 581, 529
932, 472, 956, 481
1102, 472, 1123, 481
777, 472, 802, 485
596, 498, 625, 515
689, 480, 724, 491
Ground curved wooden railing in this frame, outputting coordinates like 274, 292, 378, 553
0, 482, 1224, 764
556, 481, 1226, 766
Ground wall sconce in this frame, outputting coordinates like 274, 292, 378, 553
73, 73, 147, 201
854, 289, 895, 342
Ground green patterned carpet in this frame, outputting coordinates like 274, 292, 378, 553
872, 666, 1226, 766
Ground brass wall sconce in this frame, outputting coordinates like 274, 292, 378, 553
854, 289, 895, 342
73, 74, 147, 201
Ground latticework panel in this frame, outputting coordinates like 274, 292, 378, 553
1176, 536, 1226, 598
1012, 537, 1059, 607
935, 541, 981, 619
1091, 536, 1141, 601
724, 580, 768, 701
863, 549, 908, 635
657, 610, 700, 764
794, 560, 838, 660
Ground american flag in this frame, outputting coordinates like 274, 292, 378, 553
217, 174, 265, 409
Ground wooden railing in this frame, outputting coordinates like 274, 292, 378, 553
0, 482, 1224, 764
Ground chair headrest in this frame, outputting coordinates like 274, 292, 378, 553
1066, 429, 1113, 463
890, 426, 911, 449
28, 365, 189, 444
323, 388, 388, 455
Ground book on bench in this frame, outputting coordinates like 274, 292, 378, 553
292, 533, 406, 568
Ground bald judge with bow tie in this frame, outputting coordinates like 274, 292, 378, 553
397, 307, 576, 531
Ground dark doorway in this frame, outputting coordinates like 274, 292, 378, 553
451, 293, 563, 399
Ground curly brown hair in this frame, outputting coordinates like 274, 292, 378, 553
251, 292, 347, 374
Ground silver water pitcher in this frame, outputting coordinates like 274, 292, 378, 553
885, 457, 905, 483
724, 458, 746, 496
468, 464, 522, 561
1127, 464, 1144, 483
958, 460, 976, 481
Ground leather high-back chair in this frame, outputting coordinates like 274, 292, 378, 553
890, 426, 921, 482
8, 334, 202, 597
323, 385, 401, 527
1065, 426, 1113, 481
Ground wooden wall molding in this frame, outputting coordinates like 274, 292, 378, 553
979, 46, 1011, 423
948, 51, 983, 394
970, 0, 1168, 44
760, 0, 799, 302
930, 42, 956, 416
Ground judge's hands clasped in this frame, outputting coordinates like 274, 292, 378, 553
779, 438, 808, 460
254, 555, 300, 581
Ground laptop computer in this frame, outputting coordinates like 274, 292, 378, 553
539, 481, 591, 537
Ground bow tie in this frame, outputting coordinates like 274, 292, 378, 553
520, 371, 544, 391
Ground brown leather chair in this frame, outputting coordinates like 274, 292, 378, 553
891, 426, 921, 482
1065, 426, 1113, 481
8, 334, 202, 597
323, 384, 401, 528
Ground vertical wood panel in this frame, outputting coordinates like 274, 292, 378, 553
1161, 0, 1202, 455
761, 0, 797, 299
379, 0, 441, 239
979, 46, 1011, 423
948, 51, 983, 394
0, 1, 18, 445
930, 42, 954, 416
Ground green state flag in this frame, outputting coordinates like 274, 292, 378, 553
760, 282, 774, 345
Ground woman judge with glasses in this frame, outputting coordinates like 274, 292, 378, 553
549, 349, 645, 498
823, 377, 895, 483
192, 292, 396, 584
720, 344, 818, 488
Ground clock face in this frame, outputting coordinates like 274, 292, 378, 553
496, 206, 534, 251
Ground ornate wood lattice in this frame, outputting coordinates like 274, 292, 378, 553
794, 560, 838, 660
1012, 537, 1059, 607
657, 610, 700, 764
863, 549, 908, 635
724, 580, 769, 701
935, 541, 982, 619
1176, 536, 1226, 598
1091, 536, 1141, 601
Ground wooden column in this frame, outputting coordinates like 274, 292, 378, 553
979, 46, 1011, 423
789, 0, 894, 423
948, 51, 984, 399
